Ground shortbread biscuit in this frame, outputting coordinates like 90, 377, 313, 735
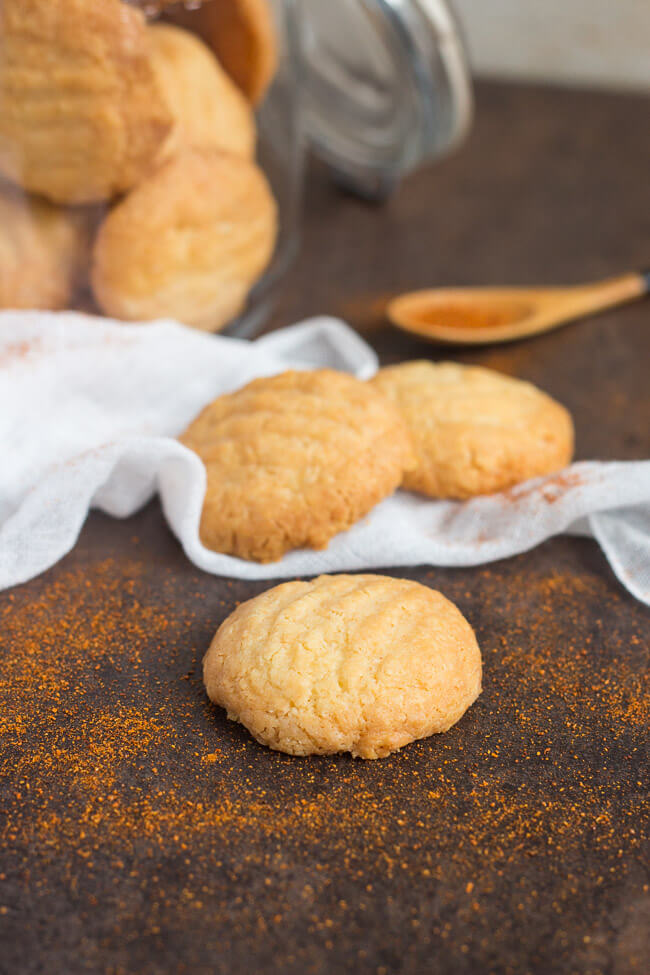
148, 23, 256, 159
370, 361, 574, 498
0, 0, 172, 204
204, 574, 482, 758
0, 186, 91, 309
180, 370, 416, 562
163, 0, 278, 104
91, 147, 277, 330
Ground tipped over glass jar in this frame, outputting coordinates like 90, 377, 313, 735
0, 0, 472, 337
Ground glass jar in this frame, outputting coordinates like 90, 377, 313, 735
0, 0, 472, 337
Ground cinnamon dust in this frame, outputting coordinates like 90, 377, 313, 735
0, 550, 646, 957
407, 302, 529, 332
503, 470, 586, 505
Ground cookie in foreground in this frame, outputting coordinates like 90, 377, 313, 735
203, 574, 482, 758
180, 369, 416, 562
370, 360, 574, 498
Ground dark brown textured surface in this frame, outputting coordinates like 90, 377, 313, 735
1, 83, 649, 974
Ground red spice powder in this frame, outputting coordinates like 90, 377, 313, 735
0, 549, 647, 968
0, 337, 44, 368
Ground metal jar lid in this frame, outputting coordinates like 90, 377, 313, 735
299, 0, 473, 199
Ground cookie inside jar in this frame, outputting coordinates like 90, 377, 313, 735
0, 0, 294, 334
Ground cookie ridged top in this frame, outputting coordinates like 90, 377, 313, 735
370, 361, 574, 499
0, 0, 172, 203
181, 370, 416, 562
204, 574, 482, 758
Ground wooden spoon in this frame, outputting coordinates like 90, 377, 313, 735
388, 270, 650, 345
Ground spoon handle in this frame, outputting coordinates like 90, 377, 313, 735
557, 270, 649, 321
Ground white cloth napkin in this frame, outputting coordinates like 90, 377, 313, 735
2, 310, 650, 605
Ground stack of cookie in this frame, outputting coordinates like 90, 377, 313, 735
0, 0, 278, 330
180, 361, 575, 560
186, 361, 573, 758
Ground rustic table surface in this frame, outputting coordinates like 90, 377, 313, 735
1, 83, 649, 975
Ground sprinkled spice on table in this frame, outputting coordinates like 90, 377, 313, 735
1, 514, 648, 974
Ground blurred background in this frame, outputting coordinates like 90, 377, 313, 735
454, 0, 650, 91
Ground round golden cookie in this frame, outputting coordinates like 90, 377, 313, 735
148, 23, 256, 159
91, 147, 277, 330
180, 370, 416, 562
204, 574, 482, 758
370, 361, 574, 499
0, 185, 91, 310
162, 0, 278, 104
0, 0, 172, 204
